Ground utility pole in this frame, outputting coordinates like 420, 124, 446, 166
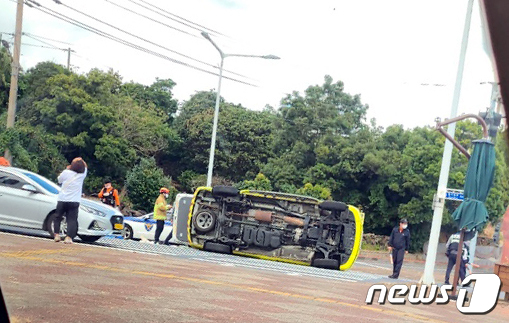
67, 47, 71, 70
421, 0, 474, 285
4, 0, 24, 163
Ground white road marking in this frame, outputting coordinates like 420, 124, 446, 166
356, 261, 392, 271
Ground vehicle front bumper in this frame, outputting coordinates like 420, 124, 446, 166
78, 216, 124, 236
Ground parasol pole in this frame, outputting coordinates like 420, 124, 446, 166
450, 227, 466, 300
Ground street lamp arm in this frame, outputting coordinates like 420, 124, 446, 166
201, 31, 224, 58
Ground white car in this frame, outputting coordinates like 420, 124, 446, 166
0, 166, 124, 242
122, 211, 173, 242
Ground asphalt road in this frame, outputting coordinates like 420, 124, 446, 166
0, 226, 508, 323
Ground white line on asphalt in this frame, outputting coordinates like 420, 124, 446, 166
191, 257, 359, 282
0, 231, 161, 257
356, 261, 392, 271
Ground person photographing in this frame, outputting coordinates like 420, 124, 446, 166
54, 157, 87, 244
388, 218, 410, 279
153, 187, 172, 245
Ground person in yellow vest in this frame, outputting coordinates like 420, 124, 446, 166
154, 187, 172, 244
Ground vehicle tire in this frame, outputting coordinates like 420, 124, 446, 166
204, 242, 232, 254
312, 258, 340, 270
212, 185, 239, 198
123, 224, 133, 240
78, 235, 102, 243
192, 211, 217, 233
47, 212, 67, 238
319, 201, 348, 212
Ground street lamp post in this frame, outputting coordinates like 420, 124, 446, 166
201, 31, 279, 187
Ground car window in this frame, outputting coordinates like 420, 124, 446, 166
0, 171, 26, 189
22, 172, 60, 195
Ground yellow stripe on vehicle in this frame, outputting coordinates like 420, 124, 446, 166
339, 205, 363, 271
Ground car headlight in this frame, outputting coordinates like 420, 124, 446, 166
80, 205, 107, 217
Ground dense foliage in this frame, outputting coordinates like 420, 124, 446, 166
1, 59, 508, 251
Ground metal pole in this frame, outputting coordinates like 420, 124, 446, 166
4, 0, 24, 163
421, 0, 474, 285
451, 228, 466, 297
206, 57, 224, 187
67, 47, 71, 70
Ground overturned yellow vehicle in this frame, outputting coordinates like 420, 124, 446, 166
187, 186, 363, 270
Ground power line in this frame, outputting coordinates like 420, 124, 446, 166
3, 31, 71, 49
129, 0, 227, 37
72, 52, 115, 71
102, 0, 199, 39
7, 41, 68, 51
23, 32, 73, 45
52, 0, 251, 80
24, 0, 256, 86
23, 33, 62, 49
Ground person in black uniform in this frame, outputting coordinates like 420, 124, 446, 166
444, 232, 470, 285
388, 218, 410, 279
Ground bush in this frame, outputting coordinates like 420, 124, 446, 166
296, 183, 332, 200
126, 158, 174, 212
177, 170, 200, 193
237, 173, 272, 191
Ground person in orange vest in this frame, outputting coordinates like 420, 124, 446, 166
98, 179, 120, 209
0, 157, 11, 167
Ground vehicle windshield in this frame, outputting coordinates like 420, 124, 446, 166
22, 172, 60, 195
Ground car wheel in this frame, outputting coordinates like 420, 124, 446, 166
123, 224, 133, 240
79, 235, 101, 243
204, 242, 232, 254
47, 213, 67, 238
193, 211, 217, 233
312, 258, 340, 270
212, 185, 239, 198
319, 201, 348, 212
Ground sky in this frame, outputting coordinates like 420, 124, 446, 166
0, 0, 496, 129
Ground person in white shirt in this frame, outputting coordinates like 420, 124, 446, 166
54, 157, 88, 244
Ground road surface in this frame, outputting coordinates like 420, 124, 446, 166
0, 227, 507, 323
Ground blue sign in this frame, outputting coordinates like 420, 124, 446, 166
445, 190, 464, 201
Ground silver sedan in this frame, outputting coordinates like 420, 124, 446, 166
0, 166, 123, 242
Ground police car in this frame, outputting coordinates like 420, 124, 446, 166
122, 210, 173, 242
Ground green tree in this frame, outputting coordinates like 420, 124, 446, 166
0, 46, 11, 113
176, 96, 275, 182
296, 183, 332, 200
237, 173, 273, 191
125, 158, 173, 212
121, 78, 178, 121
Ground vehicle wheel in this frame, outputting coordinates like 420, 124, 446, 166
212, 185, 239, 198
78, 235, 101, 243
319, 201, 348, 212
193, 211, 217, 233
312, 258, 340, 270
204, 242, 232, 254
123, 224, 133, 240
47, 212, 67, 238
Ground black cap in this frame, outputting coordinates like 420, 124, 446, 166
104, 178, 111, 184
400, 218, 408, 224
